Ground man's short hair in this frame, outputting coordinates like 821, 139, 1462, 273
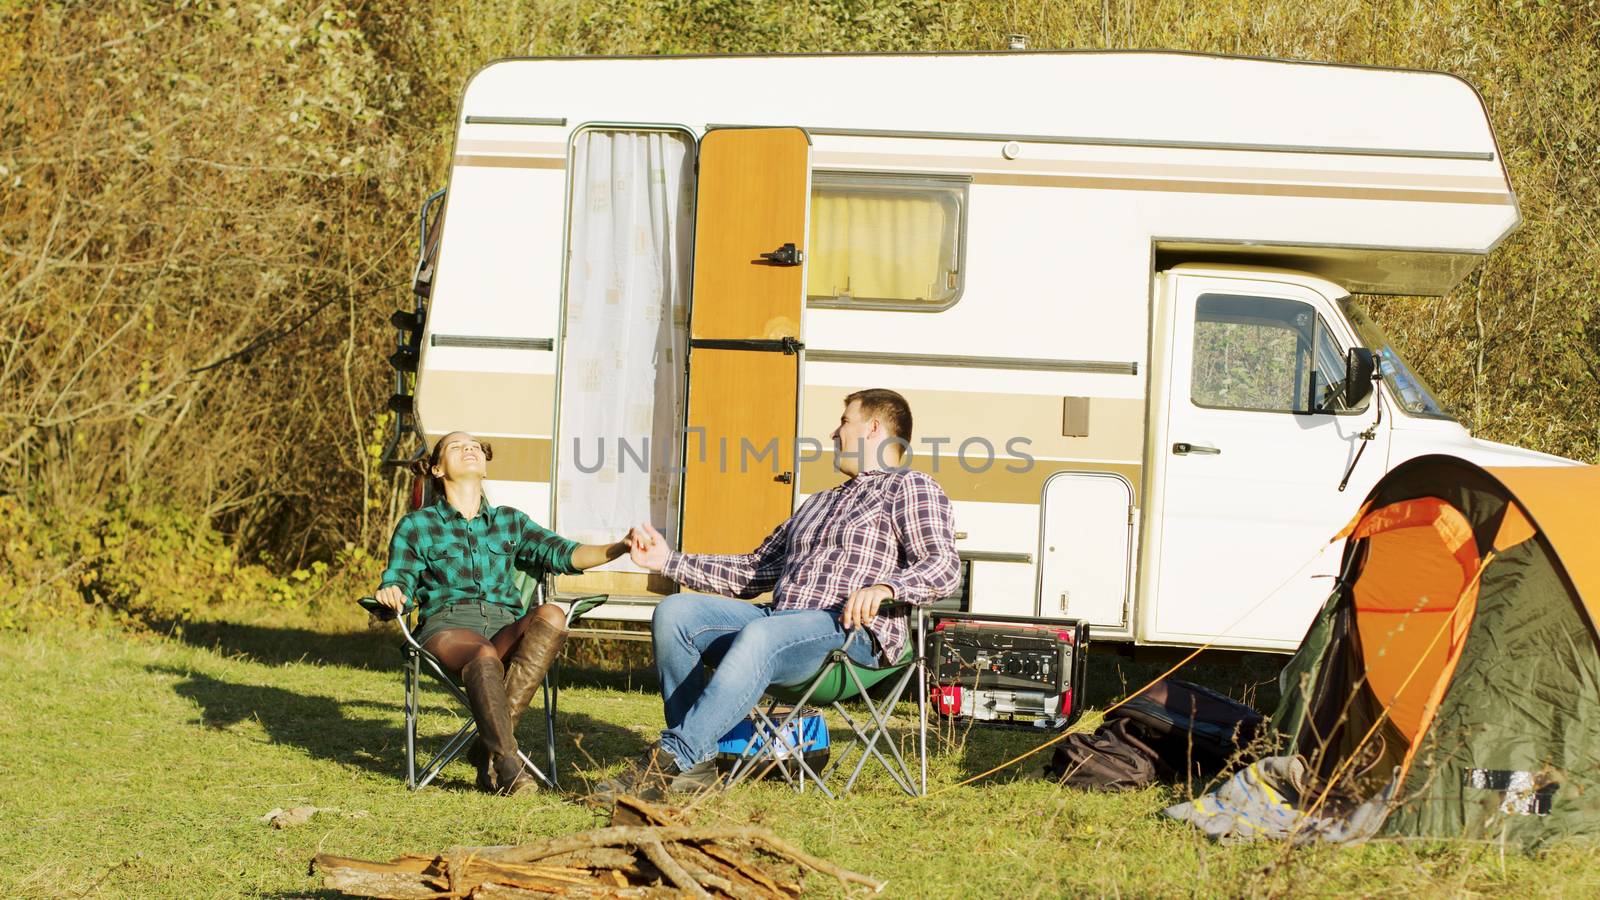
845, 388, 913, 444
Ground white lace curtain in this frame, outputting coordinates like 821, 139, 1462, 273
555, 130, 694, 567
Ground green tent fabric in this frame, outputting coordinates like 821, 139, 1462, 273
1272, 454, 1600, 848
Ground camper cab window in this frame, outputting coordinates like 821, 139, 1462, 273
806, 172, 967, 310
1191, 293, 1363, 415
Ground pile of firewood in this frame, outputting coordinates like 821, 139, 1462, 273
310, 798, 885, 898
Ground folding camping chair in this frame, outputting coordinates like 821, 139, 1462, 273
357, 582, 608, 791
724, 603, 930, 798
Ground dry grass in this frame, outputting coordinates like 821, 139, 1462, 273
3, 609, 1597, 898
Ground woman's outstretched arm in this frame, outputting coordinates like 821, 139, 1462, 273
570, 539, 630, 570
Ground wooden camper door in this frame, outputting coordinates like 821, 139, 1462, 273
679, 128, 811, 553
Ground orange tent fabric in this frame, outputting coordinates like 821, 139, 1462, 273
1488, 466, 1600, 632
1350, 498, 1480, 745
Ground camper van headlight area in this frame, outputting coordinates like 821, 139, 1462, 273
1339, 298, 1453, 420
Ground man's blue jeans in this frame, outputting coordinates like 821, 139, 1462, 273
651, 593, 878, 770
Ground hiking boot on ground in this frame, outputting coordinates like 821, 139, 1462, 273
465, 615, 567, 792
588, 742, 721, 805
461, 656, 539, 796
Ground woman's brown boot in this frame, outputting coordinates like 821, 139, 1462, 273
461, 656, 536, 795
504, 615, 568, 732
465, 616, 568, 789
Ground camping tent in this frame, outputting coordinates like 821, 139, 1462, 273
1273, 454, 1600, 847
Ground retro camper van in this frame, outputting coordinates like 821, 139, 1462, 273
384, 51, 1570, 652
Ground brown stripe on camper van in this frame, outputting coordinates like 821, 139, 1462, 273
424, 434, 553, 483
415, 372, 555, 436
452, 154, 565, 170
800, 457, 1142, 505
803, 387, 1146, 464
969, 171, 1511, 205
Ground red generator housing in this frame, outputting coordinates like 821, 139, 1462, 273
930, 615, 1089, 730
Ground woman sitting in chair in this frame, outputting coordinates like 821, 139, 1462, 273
374, 431, 630, 795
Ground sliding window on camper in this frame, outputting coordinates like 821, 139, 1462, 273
806, 172, 969, 311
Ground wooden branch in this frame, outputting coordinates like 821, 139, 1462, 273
696, 843, 795, 899
485, 826, 746, 864
539, 847, 640, 871
638, 840, 710, 899
611, 795, 682, 827
315, 817, 879, 899
666, 844, 766, 900
311, 863, 446, 900
482, 824, 882, 893
744, 833, 887, 894
312, 854, 437, 875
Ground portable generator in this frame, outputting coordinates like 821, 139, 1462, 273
930, 614, 1089, 730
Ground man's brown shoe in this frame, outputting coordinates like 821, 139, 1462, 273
588, 743, 721, 806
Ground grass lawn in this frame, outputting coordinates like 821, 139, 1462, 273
1, 608, 1595, 898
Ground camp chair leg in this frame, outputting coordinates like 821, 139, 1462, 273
725, 669, 838, 799
541, 678, 559, 790
915, 610, 928, 797
415, 720, 476, 790
404, 652, 420, 790
751, 701, 830, 795
753, 702, 835, 798
834, 662, 919, 796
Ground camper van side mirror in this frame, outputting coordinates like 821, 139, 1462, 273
1344, 347, 1378, 408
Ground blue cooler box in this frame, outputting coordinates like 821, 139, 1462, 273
715, 706, 830, 777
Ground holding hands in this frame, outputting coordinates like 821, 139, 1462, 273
628, 522, 672, 572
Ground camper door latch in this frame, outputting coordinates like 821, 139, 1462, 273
774, 472, 794, 485
1172, 442, 1221, 456
759, 242, 804, 266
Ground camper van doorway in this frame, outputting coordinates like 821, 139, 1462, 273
553, 127, 696, 592
1147, 273, 1390, 649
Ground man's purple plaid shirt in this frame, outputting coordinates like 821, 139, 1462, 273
661, 467, 960, 662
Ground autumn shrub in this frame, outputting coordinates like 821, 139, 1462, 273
1, 1, 1595, 631
0, 494, 384, 631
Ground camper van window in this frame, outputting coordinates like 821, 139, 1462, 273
1191, 294, 1360, 415
806, 172, 967, 310
1337, 298, 1453, 420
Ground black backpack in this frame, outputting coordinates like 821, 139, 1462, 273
1042, 679, 1263, 790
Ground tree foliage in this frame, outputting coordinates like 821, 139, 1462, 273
2, 1, 1595, 626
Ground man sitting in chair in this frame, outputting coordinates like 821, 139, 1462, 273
594, 389, 960, 802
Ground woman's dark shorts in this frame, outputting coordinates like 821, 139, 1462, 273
414, 601, 521, 645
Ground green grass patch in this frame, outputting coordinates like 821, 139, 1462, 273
1, 610, 1595, 898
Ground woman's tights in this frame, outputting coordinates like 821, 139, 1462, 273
422, 603, 567, 677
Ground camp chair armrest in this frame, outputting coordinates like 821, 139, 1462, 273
357, 596, 426, 652
560, 593, 609, 628
357, 596, 396, 620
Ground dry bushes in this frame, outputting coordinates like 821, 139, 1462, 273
1, 1, 1595, 629
2, 2, 422, 560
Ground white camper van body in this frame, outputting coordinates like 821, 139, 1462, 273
405, 51, 1568, 652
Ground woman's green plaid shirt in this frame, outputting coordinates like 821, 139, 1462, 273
378, 497, 581, 620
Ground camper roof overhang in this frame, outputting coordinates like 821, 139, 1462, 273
457, 51, 1518, 298
1152, 241, 1487, 296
